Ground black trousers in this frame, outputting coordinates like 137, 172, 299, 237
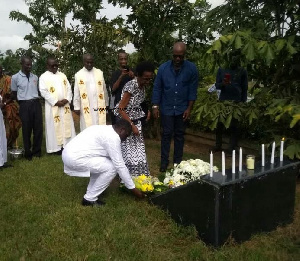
216, 118, 239, 151
161, 114, 187, 169
19, 99, 43, 158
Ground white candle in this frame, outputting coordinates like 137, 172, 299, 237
232, 150, 235, 173
239, 147, 242, 172
271, 141, 275, 164
210, 151, 213, 177
280, 139, 284, 161
222, 151, 225, 176
262, 144, 265, 167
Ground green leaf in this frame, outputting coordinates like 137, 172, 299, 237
274, 39, 286, 52
286, 42, 297, 55
234, 35, 242, 49
243, 41, 255, 61
257, 41, 267, 50
224, 114, 232, 129
290, 114, 300, 128
284, 143, 300, 159
219, 35, 229, 43
211, 39, 222, 53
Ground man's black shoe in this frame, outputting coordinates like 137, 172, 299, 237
25, 156, 32, 161
81, 198, 105, 207
0, 163, 13, 170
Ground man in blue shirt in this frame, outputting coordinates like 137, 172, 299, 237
152, 42, 199, 172
11, 57, 43, 160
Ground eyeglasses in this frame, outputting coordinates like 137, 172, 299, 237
173, 54, 184, 59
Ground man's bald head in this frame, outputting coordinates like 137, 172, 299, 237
173, 42, 186, 54
83, 53, 94, 71
172, 42, 186, 69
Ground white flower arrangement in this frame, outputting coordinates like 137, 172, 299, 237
163, 159, 219, 188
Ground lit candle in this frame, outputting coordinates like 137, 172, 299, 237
262, 144, 265, 167
271, 141, 275, 164
232, 150, 235, 174
280, 138, 284, 162
239, 147, 242, 172
222, 151, 225, 176
210, 151, 213, 177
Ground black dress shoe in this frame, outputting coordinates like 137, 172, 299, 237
81, 198, 105, 207
25, 156, 32, 161
0, 163, 13, 170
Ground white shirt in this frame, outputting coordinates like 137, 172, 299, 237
62, 125, 135, 189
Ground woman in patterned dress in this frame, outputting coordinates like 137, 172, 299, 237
0, 66, 21, 148
114, 61, 154, 176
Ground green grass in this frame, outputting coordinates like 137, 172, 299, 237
1, 129, 300, 260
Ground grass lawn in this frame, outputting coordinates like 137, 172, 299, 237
1, 120, 300, 260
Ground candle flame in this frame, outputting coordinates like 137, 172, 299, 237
282, 137, 285, 141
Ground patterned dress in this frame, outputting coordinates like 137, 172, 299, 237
114, 78, 150, 176
0, 75, 22, 148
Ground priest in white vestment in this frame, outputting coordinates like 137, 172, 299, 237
39, 57, 76, 154
0, 96, 7, 167
73, 53, 109, 131
62, 119, 143, 206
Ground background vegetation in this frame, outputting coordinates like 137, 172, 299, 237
1, 0, 299, 158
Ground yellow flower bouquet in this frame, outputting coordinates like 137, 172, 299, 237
132, 175, 168, 194
133, 174, 154, 193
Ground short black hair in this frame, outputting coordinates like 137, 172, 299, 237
118, 49, 126, 54
114, 118, 132, 135
21, 56, 32, 64
47, 56, 57, 64
83, 53, 93, 61
135, 61, 155, 77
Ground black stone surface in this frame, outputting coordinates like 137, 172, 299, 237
149, 158, 300, 247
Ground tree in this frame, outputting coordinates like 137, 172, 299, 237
109, 0, 193, 65
0, 49, 32, 75
9, 0, 127, 79
192, 0, 300, 158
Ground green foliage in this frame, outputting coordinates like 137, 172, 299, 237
9, 0, 126, 79
109, 0, 193, 65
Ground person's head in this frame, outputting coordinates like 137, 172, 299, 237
135, 61, 155, 88
172, 42, 186, 69
83, 53, 94, 71
229, 50, 241, 69
21, 56, 32, 75
113, 119, 132, 141
47, 57, 59, 74
118, 49, 128, 69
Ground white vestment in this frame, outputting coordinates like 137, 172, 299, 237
39, 71, 76, 153
62, 125, 135, 201
0, 109, 7, 166
73, 67, 109, 131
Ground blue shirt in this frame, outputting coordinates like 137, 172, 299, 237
152, 60, 199, 116
11, 71, 39, 101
